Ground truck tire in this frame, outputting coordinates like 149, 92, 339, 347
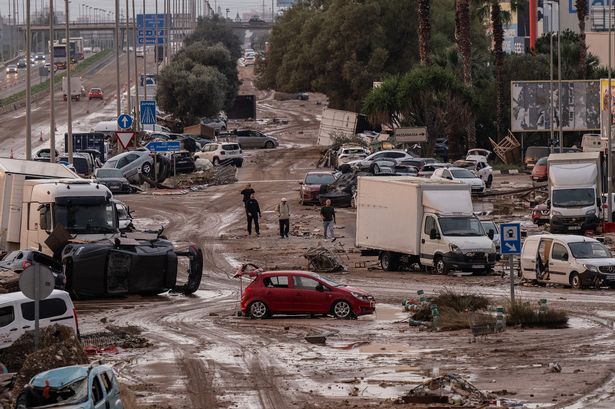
486, 175, 493, 188
379, 252, 399, 271
434, 256, 448, 275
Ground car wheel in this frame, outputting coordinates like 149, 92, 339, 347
213, 157, 220, 165
379, 252, 399, 271
332, 300, 352, 319
486, 175, 493, 188
249, 301, 269, 319
434, 256, 448, 275
265, 141, 274, 149
569, 272, 582, 289
141, 162, 153, 176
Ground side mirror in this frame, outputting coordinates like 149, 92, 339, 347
562, 253, 569, 261
316, 284, 324, 292
38, 204, 51, 233
429, 228, 440, 240
488, 229, 495, 240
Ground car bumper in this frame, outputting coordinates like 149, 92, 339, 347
354, 301, 376, 316
471, 186, 485, 194
220, 157, 243, 166
442, 252, 497, 272
301, 191, 321, 203
550, 215, 599, 233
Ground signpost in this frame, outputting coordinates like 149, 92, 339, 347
500, 223, 521, 301
137, 14, 170, 45
117, 114, 134, 130
146, 140, 181, 152
394, 127, 428, 143
116, 131, 136, 150
19, 265, 55, 350
140, 100, 157, 125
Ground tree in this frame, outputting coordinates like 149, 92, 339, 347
417, 0, 431, 64
455, 0, 476, 147
575, 0, 588, 78
490, 1, 505, 140
186, 16, 242, 60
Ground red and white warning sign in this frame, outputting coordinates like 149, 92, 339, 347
115, 131, 136, 149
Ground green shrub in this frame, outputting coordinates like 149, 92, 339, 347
507, 301, 568, 328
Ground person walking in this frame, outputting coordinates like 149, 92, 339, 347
320, 199, 336, 241
277, 197, 290, 238
245, 193, 261, 236
241, 184, 255, 207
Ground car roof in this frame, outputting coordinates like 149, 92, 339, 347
306, 171, 335, 175
525, 234, 599, 244
260, 271, 320, 278
0, 289, 70, 304
31, 365, 89, 388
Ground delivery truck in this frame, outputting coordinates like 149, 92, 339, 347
356, 176, 496, 275
62, 76, 82, 101
547, 152, 602, 234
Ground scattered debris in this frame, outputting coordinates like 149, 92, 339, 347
398, 373, 493, 406
548, 362, 562, 373
81, 325, 151, 352
304, 330, 339, 345
304, 245, 346, 272
0, 373, 15, 409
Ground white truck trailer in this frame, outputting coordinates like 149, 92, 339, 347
62, 76, 82, 101
356, 176, 496, 274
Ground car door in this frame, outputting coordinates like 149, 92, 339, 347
0, 304, 20, 349
261, 275, 292, 313
419, 215, 441, 267
520, 238, 540, 280
291, 276, 331, 314
101, 370, 124, 409
91, 374, 107, 409
536, 238, 553, 281
250, 130, 265, 148
236, 130, 251, 148
549, 241, 572, 284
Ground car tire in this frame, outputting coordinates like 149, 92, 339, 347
569, 272, 582, 289
249, 301, 269, 319
235, 160, 243, 168
332, 300, 352, 319
486, 175, 493, 189
380, 252, 399, 271
434, 256, 448, 275
265, 141, 274, 149
213, 157, 220, 165
141, 162, 153, 177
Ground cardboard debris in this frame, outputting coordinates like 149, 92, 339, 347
398, 373, 493, 406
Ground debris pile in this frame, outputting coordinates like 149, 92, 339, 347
0, 270, 19, 293
0, 373, 14, 409
304, 245, 346, 272
398, 373, 493, 406
168, 164, 238, 189
81, 325, 151, 352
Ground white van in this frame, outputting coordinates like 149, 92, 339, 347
93, 121, 119, 137
520, 234, 615, 289
0, 290, 79, 349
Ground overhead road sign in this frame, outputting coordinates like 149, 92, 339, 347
137, 14, 170, 45
140, 100, 157, 125
116, 131, 136, 149
117, 114, 133, 130
394, 127, 428, 143
146, 141, 181, 152
500, 223, 521, 255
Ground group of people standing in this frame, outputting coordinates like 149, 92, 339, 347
240, 183, 336, 240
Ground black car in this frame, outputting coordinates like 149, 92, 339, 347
168, 150, 196, 174
93, 168, 134, 194
16, 59, 27, 68
0, 250, 65, 289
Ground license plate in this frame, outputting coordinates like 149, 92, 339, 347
568, 226, 581, 230
472, 265, 484, 269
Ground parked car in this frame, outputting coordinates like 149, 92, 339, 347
233, 129, 279, 149
200, 116, 227, 131
248, 15, 267, 24
417, 163, 450, 178
371, 159, 418, 176
16, 364, 124, 409
348, 150, 415, 172
194, 142, 243, 167
524, 146, 550, 170
531, 156, 549, 182
453, 159, 494, 188
299, 171, 338, 205
520, 234, 615, 288
532, 203, 550, 225
103, 149, 154, 182
466, 148, 493, 162
167, 150, 196, 173
337, 145, 370, 167
240, 270, 375, 319
57, 153, 94, 177
93, 168, 133, 194
0, 250, 65, 289
431, 167, 485, 194
401, 158, 436, 173
5, 64, 18, 74
88, 87, 104, 100
0, 290, 77, 350
480, 220, 500, 254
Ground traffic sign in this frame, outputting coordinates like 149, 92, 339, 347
116, 131, 136, 149
117, 114, 133, 130
137, 14, 170, 45
394, 127, 428, 143
146, 140, 181, 152
19, 264, 55, 301
500, 223, 521, 255
140, 100, 157, 125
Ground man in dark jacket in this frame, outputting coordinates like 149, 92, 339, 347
245, 193, 262, 236
241, 184, 255, 207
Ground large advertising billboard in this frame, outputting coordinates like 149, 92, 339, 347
511, 80, 601, 132
600, 79, 615, 136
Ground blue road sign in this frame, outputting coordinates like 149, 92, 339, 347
500, 223, 521, 255
137, 14, 169, 45
117, 114, 133, 130
140, 100, 157, 125
146, 141, 181, 152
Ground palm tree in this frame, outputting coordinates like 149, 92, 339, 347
491, 0, 505, 140
455, 0, 476, 147
418, 0, 431, 64
575, 0, 587, 78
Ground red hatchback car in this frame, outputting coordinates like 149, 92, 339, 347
88, 87, 103, 100
299, 171, 337, 205
241, 271, 375, 319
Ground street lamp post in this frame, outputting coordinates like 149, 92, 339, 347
65, 0, 73, 164
608, 0, 613, 222
50, 0, 56, 163
125, 0, 132, 114
132, 0, 140, 131
557, 7, 563, 153
26, 0, 32, 160
115, 0, 121, 116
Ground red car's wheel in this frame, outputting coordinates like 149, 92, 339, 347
249, 301, 269, 319
332, 300, 352, 319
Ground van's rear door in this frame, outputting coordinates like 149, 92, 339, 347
520, 237, 540, 280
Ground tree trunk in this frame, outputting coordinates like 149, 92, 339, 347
576, 0, 587, 78
491, 1, 505, 141
418, 0, 431, 65
455, 0, 476, 148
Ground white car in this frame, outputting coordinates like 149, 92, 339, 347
348, 150, 415, 172
431, 167, 485, 194
194, 142, 243, 167
520, 234, 615, 289
466, 148, 493, 162
337, 146, 370, 167
453, 159, 493, 188
5, 64, 18, 74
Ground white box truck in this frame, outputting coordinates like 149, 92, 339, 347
356, 176, 496, 274
62, 76, 82, 101
547, 152, 602, 233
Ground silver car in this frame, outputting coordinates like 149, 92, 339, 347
103, 149, 153, 183
234, 129, 279, 149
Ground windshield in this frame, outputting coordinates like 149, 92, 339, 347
316, 274, 345, 288
54, 203, 116, 233
27, 377, 88, 407
481, 221, 497, 234
552, 188, 595, 207
96, 169, 123, 178
439, 217, 485, 236
569, 242, 612, 259
450, 169, 476, 179
305, 174, 336, 185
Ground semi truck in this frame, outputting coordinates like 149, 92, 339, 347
60, 38, 79, 62
0, 158, 202, 298
356, 176, 496, 275
547, 152, 603, 233
52, 43, 67, 69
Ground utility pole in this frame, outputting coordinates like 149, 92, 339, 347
25, 0, 32, 160
115, 0, 121, 116
608, 0, 613, 222
156, 0, 159, 76
132, 0, 139, 130
125, 0, 131, 114
65, 0, 73, 164
49, 0, 55, 163
549, 1, 554, 153
143, 0, 147, 102
557, 11, 562, 153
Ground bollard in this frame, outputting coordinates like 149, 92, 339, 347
39, 131, 43, 142
495, 306, 505, 332
417, 289, 426, 303
430, 304, 440, 329
538, 299, 548, 313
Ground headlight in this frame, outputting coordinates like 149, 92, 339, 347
449, 244, 463, 254
586, 209, 596, 215
552, 211, 562, 216
584, 264, 600, 273
351, 291, 368, 301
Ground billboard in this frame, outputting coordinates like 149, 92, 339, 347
511, 80, 600, 132
600, 79, 615, 136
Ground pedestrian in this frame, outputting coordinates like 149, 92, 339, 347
241, 183, 255, 207
277, 197, 290, 238
320, 198, 336, 241
245, 193, 261, 236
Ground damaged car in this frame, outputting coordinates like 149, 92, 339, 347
299, 171, 338, 205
